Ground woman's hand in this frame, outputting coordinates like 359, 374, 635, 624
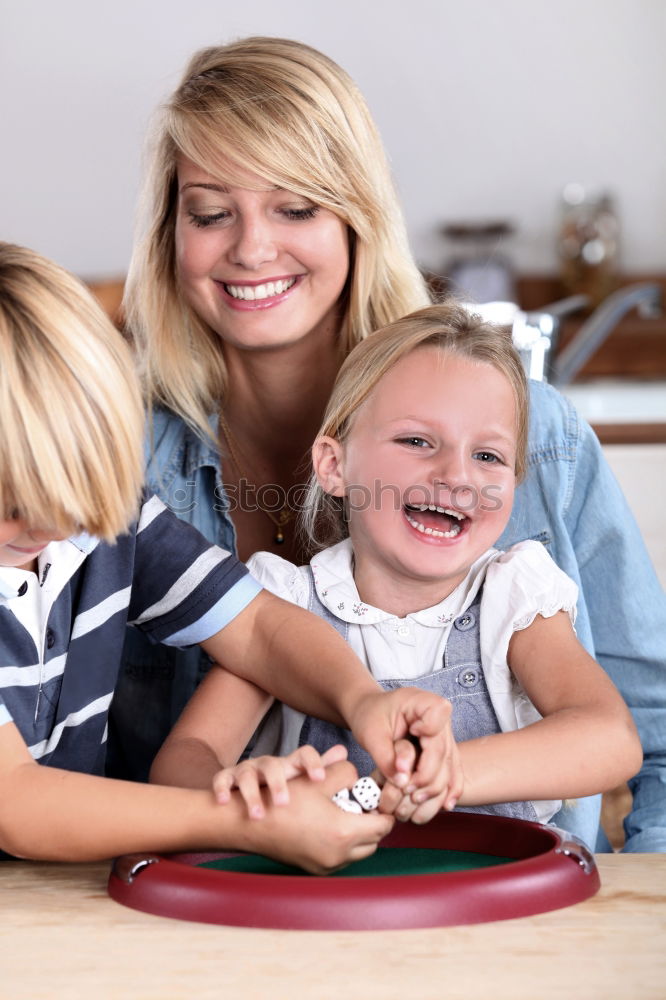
213, 744, 348, 818
347, 689, 464, 822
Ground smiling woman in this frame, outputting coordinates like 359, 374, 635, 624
106, 36, 432, 784
173, 158, 350, 356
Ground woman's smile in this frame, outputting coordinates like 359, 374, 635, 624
215, 274, 301, 310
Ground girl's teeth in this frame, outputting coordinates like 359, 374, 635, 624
225, 277, 296, 300
408, 503, 464, 520
404, 512, 462, 538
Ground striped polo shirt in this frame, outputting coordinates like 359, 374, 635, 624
0, 494, 260, 775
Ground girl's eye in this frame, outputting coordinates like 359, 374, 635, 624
397, 436, 430, 449
187, 211, 229, 228
281, 205, 320, 221
474, 451, 502, 464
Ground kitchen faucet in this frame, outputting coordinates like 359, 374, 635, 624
513, 283, 662, 385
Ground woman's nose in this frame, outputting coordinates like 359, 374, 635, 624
229, 216, 278, 270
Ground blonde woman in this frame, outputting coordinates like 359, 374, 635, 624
112, 37, 666, 854
151, 302, 641, 837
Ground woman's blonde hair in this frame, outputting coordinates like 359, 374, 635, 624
126, 36, 431, 436
302, 300, 529, 551
0, 243, 145, 541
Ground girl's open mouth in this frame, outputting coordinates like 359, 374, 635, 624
404, 503, 467, 539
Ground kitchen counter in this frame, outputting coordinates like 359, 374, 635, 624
563, 378, 666, 444
2, 854, 665, 999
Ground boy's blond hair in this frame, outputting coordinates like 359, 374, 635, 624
126, 36, 431, 437
0, 243, 144, 541
302, 300, 529, 551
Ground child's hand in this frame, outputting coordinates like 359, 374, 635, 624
375, 733, 463, 824
347, 689, 463, 821
213, 744, 348, 819
246, 760, 395, 874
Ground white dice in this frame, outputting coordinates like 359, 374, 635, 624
351, 776, 381, 811
332, 789, 362, 813
331, 776, 381, 813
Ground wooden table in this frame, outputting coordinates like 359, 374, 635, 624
2, 855, 665, 999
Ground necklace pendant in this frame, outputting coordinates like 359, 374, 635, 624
274, 529, 285, 544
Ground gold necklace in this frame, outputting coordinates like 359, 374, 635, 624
218, 411, 294, 545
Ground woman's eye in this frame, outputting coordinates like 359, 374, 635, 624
474, 451, 502, 464
281, 205, 320, 221
187, 211, 229, 228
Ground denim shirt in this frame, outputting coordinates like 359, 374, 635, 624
108, 381, 666, 852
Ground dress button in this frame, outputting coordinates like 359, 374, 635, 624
46, 628, 56, 650
454, 611, 476, 631
457, 668, 479, 687
397, 625, 410, 637
17, 581, 28, 597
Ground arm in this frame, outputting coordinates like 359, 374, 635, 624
456, 610, 643, 806
566, 414, 666, 851
0, 720, 392, 870
200, 589, 455, 795
150, 667, 274, 790
152, 661, 462, 822
508, 382, 666, 849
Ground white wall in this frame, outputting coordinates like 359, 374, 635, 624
2, 0, 665, 281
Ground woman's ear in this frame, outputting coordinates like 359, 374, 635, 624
312, 436, 346, 497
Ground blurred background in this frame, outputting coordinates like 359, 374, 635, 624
2, 0, 665, 599
2, 0, 664, 281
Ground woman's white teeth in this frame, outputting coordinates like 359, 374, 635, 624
225, 277, 296, 300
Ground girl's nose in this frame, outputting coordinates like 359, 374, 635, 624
229, 216, 278, 270
433, 454, 475, 509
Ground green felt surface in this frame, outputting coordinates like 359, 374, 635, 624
199, 847, 513, 878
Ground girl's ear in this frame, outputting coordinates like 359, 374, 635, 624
312, 436, 346, 497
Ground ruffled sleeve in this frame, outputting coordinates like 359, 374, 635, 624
478, 541, 578, 824
246, 551, 310, 610
479, 539, 579, 729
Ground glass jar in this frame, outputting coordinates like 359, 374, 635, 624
557, 184, 619, 307
440, 221, 515, 304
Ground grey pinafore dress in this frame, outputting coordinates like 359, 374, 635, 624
298, 569, 538, 822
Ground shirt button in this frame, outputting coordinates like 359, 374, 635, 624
18, 581, 28, 597
454, 611, 476, 631
397, 625, 410, 637
458, 668, 479, 687
46, 628, 56, 649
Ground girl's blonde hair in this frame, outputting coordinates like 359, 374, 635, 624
0, 243, 145, 541
126, 36, 431, 437
302, 300, 529, 551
